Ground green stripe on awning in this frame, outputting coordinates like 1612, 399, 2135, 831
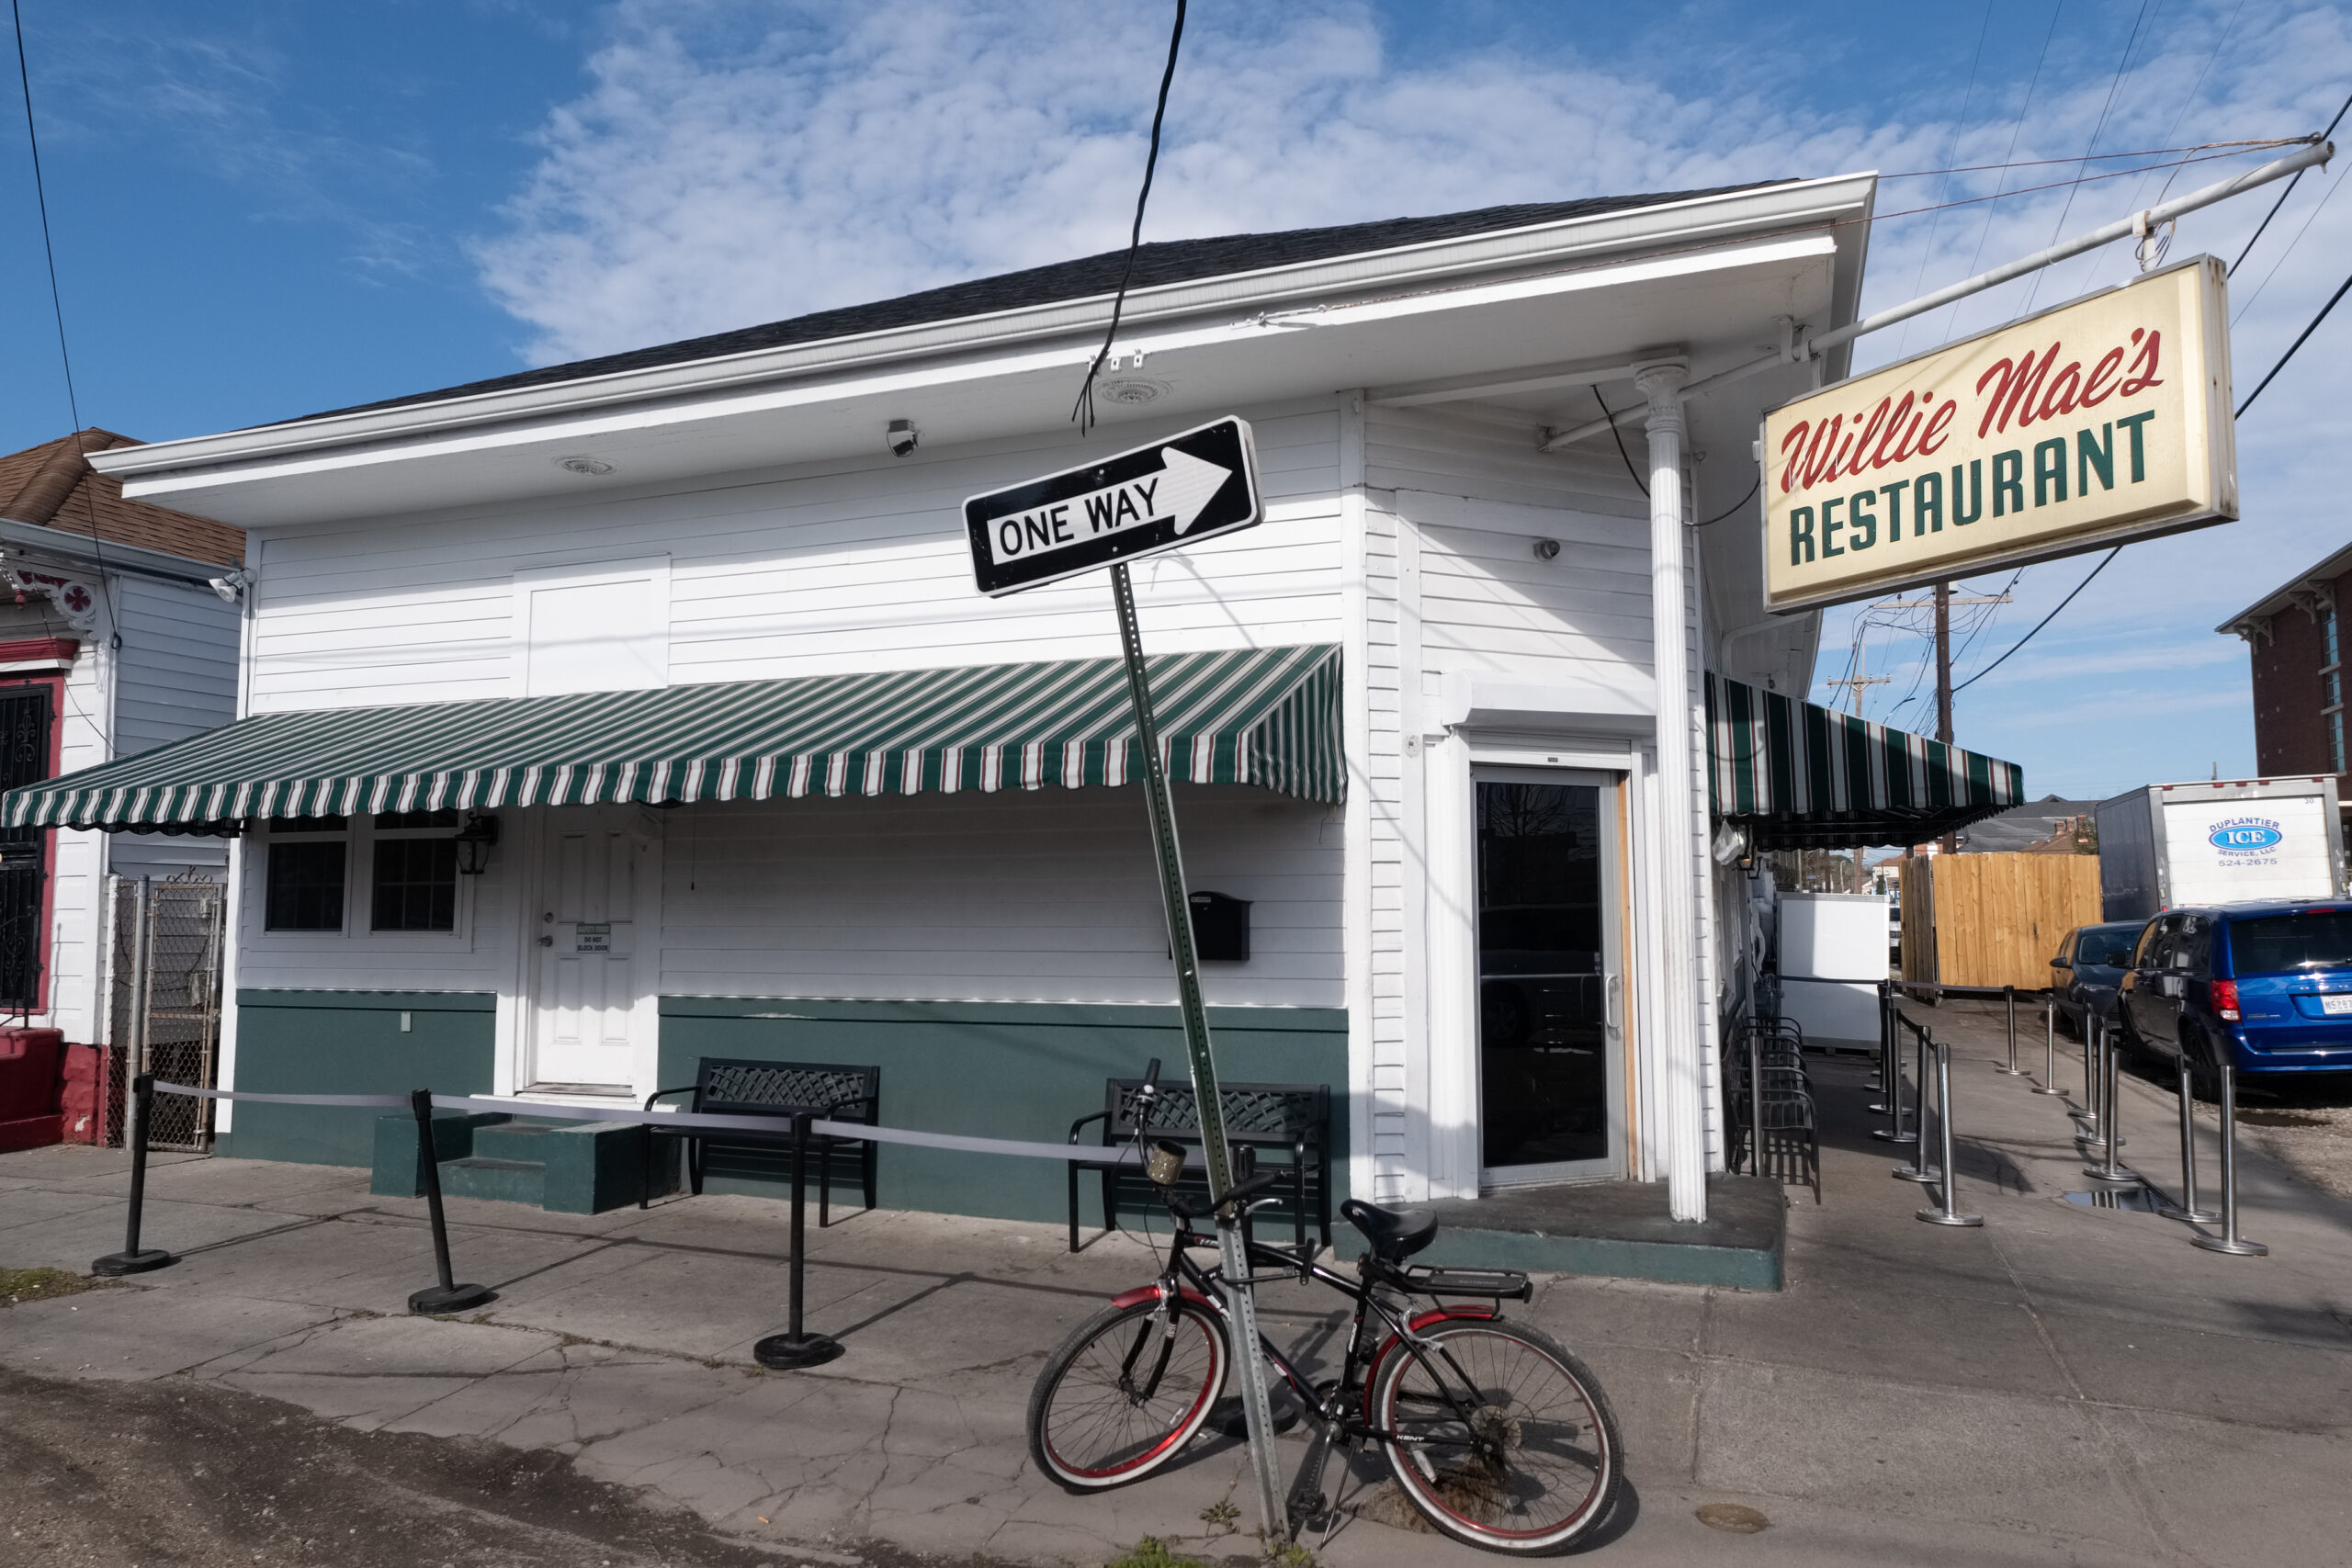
1706, 672, 2022, 851
6, 645, 1345, 830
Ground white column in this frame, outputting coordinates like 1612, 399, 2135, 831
1637, 363, 1707, 1223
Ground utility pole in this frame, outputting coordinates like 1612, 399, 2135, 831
1936, 581, 1955, 853
1825, 640, 1891, 716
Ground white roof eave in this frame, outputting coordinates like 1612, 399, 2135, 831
94, 174, 1878, 485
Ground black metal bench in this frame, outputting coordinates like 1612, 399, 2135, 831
642, 1058, 879, 1225
1067, 1078, 1330, 1253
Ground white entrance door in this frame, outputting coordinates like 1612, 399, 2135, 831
525, 808, 657, 1092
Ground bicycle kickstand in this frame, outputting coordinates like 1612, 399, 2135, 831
1284, 1422, 1341, 1539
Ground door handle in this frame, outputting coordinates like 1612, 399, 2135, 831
1606, 973, 1623, 1033
537, 935, 554, 948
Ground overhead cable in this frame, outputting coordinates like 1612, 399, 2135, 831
1071, 0, 1186, 434
1953, 550, 2120, 694
2229, 88, 2352, 276
2235, 262, 2352, 417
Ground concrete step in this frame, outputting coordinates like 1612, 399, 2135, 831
371, 1111, 678, 1214
439, 1156, 547, 1207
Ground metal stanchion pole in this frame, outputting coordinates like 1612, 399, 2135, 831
2033, 995, 2066, 1095
92, 1074, 175, 1276
2083, 1026, 2137, 1186
1747, 1028, 1764, 1178
2156, 1057, 2220, 1224
1869, 983, 1893, 1113
758, 1112, 846, 1367
1996, 985, 2027, 1075
2190, 1064, 2267, 1256
1872, 997, 1917, 1145
2073, 1015, 2105, 1144
1918, 1035, 1984, 1226
1894, 1024, 1939, 1183
407, 1089, 493, 1314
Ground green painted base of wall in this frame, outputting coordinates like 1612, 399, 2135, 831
660, 997, 1351, 1228
222, 992, 496, 1167
372, 1111, 672, 1213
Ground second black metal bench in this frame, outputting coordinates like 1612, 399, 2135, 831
642, 1057, 879, 1224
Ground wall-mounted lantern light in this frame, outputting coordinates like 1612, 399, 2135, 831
455, 814, 501, 875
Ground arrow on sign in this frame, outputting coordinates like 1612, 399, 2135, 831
984, 447, 1231, 569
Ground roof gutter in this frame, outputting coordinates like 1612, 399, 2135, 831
92, 175, 1877, 485
0, 518, 227, 587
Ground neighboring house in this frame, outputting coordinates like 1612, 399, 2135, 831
12, 184, 2018, 1223
2222, 542, 2352, 809
0, 429, 244, 1045
1954, 795, 2104, 854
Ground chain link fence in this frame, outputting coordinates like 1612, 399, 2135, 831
105, 873, 226, 1151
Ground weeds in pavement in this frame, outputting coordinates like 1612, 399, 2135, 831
1, 1267, 114, 1306
1104, 1538, 1205, 1568
1198, 1498, 1239, 1533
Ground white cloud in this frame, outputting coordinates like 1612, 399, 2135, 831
471, 0, 2352, 799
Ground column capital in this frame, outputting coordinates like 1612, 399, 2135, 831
1634, 362, 1689, 435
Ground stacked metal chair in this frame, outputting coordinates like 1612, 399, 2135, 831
1724, 1011, 1822, 1202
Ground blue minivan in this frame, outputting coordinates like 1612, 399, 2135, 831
2116, 901, 2352, 1077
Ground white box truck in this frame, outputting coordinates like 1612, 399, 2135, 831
2095, 777, 2346, 922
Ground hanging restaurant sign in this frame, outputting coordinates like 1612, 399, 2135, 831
1761, 254, 2236, 613
964, 417, 1261, 596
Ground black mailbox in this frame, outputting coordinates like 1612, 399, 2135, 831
1189, 890, 1251, 962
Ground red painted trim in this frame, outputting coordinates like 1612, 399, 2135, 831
0, 637, 78, 667
0, 673, 64, 1016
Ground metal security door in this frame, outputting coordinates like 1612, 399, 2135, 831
1475, 768, 1626, 1186
0, 688, 52, 1011
106, 874, 227, 1151
526, 810, 653, 1092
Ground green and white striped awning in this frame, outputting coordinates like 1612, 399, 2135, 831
5, 644, 1344, 830
1707, 672, 2022, 851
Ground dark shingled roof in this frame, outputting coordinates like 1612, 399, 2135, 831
1955, 795, 2104, 853
300, 185, 1778, 423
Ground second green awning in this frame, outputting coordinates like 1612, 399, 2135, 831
6, 644, 1344, 830
1708, 672, 2022, 850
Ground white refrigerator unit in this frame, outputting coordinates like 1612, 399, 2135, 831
1776, 892, 1889, 1051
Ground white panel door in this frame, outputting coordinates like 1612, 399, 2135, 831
526, 810, 655, 1091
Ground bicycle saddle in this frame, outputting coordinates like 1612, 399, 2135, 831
1341, 1198, 1438, 1261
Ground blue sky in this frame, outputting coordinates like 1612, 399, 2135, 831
3, 0, 2347, 807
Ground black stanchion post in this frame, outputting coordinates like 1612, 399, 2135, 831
407, 1089, 493, 1314
755, 1111, 843, 1369
92, 1073, 175, 1276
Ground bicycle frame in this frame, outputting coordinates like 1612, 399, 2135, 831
1119, 1211, 1515, 1458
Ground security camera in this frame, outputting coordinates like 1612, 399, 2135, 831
886, 419, 919, 458
1532, 538, 1561, 562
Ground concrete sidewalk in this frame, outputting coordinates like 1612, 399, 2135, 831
4, 1001, 2350, 1566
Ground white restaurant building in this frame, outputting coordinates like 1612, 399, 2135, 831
8, 179, 2021, 1224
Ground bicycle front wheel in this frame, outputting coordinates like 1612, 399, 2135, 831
1370, 1317, 1622, 1554
1027, 1296, 1230, 1492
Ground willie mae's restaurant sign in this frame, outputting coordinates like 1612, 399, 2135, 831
1762, 254, 2236, 612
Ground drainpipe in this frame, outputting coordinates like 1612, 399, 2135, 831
1638, 362, 1708, 1223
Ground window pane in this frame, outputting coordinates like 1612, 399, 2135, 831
2333, 711, 2346, 773
267, 815, 348, 833
372, 838, 458, 931
2229, 912, 2352, 974
2325, 610, 2341, 667
266, 841, 345, 931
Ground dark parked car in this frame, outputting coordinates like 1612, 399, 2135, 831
2049, 920, 2143, 1035
2116, 901, 2352, 1077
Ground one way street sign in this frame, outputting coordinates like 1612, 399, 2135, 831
963, 417, 1261, 596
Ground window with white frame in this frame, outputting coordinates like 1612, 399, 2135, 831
257, 811, 469, 938
263, 817, 349, 931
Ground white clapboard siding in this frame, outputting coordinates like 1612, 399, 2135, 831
248, 400, 1344, 714
106, 575, 240, 883
660, 787, 1340, 1008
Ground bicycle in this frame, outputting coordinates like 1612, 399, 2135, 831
1026, 1061, 1623, 1555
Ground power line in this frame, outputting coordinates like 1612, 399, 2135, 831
1071, 0, 1185, 434
1953, 549, 2119, 694
2230, 87, 2352, 276
2236, 262, 2352, 417
1894, 0, 1995, 361
2231, 157, 2347, 325
2021, 0, 2154, 318
1947, 0, 2065, 339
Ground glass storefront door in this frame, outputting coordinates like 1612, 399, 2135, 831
1476, 768, 1624, 1184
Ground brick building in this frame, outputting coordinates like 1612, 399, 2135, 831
2222, 541, 2352, 799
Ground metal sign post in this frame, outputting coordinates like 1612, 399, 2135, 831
964, 418, 1283, 1538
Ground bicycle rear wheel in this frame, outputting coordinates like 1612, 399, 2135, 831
1028, 1296, 1230, 1492
1370, 1317, 1622, 1554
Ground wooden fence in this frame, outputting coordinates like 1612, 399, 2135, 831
1898, 852, 2102, 991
